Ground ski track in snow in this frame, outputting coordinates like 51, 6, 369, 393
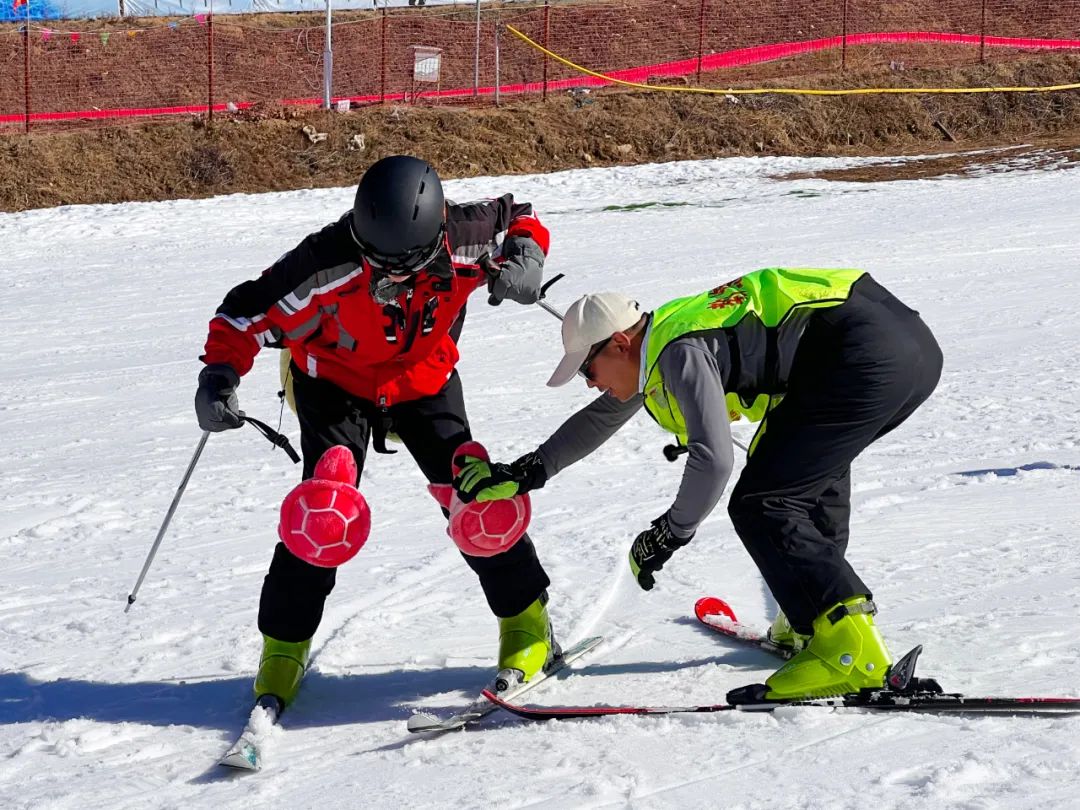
2, 152, 1079, 809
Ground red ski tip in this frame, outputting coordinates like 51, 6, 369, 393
694, 596, 738, 625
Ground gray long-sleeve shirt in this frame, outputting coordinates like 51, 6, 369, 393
537, 331, 736, 539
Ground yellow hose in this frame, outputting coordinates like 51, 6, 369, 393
505, 25, 1080, 96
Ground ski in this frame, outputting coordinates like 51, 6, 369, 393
483, 609, 1080, 721
219, 694, 283, 771
693, 596, 794, 660
482, 687, 1080, 720
407, 635, 603, 734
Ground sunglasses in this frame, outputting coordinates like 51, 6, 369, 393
579, 336, 613, 381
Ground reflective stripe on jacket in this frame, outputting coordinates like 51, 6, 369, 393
201, 196, 549, 406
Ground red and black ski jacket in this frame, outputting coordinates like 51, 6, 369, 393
201, 195, 549, 406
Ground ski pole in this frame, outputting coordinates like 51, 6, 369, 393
520, 269, 750, 456
535, 273, 568, 321
124, 411, 299, 613
124, 430, 210, 612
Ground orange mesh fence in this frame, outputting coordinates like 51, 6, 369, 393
214, 21, 325, 107
1, 0, 1078, 133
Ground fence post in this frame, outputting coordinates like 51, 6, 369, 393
380, 7, 387, 105
494, 19, 501, 107
979, 0, 987, 63
323, 0, 333, 109
696, 0, 706, 83
22, 22, 30, 133
542, 0, 550, 101
207, 11, 214, 122
841, 0, 848, 71
473, 0, 481, 98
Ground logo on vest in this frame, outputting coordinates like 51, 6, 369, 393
708, 278, 747, 310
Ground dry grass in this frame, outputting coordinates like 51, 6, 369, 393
1, 54, 1078, 212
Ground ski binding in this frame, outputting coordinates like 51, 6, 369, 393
407, 635, 602, 734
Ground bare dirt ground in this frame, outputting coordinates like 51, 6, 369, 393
1, 55, 1078, 211
779, 140, 1080, 182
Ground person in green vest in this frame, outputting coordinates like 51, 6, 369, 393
451, 268, 943, 701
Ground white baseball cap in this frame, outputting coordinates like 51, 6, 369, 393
547, 292, 642, 387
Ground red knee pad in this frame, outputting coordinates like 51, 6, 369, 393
428, 441, 531, 558
279, 445, 371, 568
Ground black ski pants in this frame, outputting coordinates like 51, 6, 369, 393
727, 275, 943, 634
258, 367, 551, 643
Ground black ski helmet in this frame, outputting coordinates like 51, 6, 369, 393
351, 155, 446, 275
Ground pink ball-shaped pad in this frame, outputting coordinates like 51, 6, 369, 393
428, 440, 531, 558
279, 446, 370, 568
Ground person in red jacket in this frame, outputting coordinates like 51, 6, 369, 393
195, 155, 556, 710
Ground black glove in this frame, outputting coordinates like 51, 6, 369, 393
628, 514, 693, 591
452, 451, 548, 503
195, 364, 243, 432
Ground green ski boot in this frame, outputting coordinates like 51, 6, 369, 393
496, 594, 558, 689
767, 611, 812, 653
253, 634, 312, 708
763, 596, 892, 700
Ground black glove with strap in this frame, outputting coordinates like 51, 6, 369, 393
195, 364, 243, 432
453, 451, 548, 503
629, 513, 693, 591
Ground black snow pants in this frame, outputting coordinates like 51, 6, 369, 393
258, 367, 551, 643
727, 275, 943, 634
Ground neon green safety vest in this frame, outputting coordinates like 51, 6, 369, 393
642, 268, 866, 453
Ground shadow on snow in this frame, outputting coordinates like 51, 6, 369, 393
0, 666, 489, 730
0, 639, 768, 728
0, 651, 758, 733
955, 460, 1080, 478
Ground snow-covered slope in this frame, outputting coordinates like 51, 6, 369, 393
2, 152, 1078, 809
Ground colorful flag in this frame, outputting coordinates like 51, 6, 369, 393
13, 0, 28, 9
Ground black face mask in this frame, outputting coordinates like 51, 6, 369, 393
370, 274, 413, 306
